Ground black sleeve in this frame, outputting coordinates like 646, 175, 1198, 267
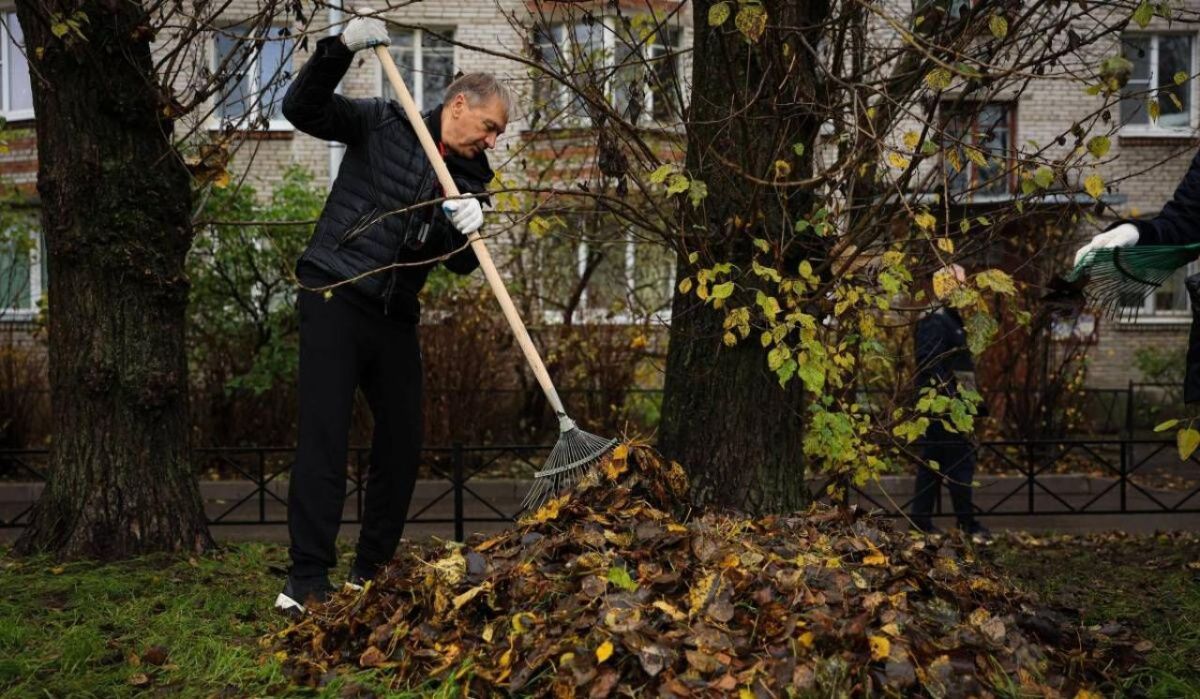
914, 315, 953, 392
281, 36, 374, 145
1119, 146, 1200, 246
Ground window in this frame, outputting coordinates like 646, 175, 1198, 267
213, 25, 295, 129
942, 102, 1015, 196
614, 23, 682, 123
537, 216, 674, 323
1120, 34, 1194, 131
381, 28, 456, 111
0, 12, 33, 121
0, 224, 44, 319
1124, 260, 1198, 317
532, 16, 683, 128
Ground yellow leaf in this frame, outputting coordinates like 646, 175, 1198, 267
734, 4, 768, 42
914, 212, 937, 230
430, 548, 466, 584
903, 131, 920, 150
482, 624, 494, 643
652, 600, 688, 621
887, 152, 910, 170
595, 640, 614, 663
739, 690, 754, 699
869, 635, 890, 661
862, 551, 888, 566
925, 68, 952, 90
500, 648, 513, 667
881, 622, 901, 636
50, 566, 64, 575
1084, 173, 1104, 199
1177, 427, 1200, 460
511, 611, 537, 634
936, 237, 954, 254
452, 584, 488, 610
1074, 690, 1104, 699
798, 631, 814, 648
773, 160, 792, 178
989, 14, 1008, 39
708, 1, 731, 26
689, 573, 718, 616
530, 494, 568, 523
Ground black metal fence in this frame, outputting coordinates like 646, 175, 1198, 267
2, 434, 1197, 537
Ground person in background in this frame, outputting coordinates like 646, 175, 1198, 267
911, 264, 991, 539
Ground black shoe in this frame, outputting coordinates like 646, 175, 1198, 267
274, 575, 333, 617
344, 561, 379, 592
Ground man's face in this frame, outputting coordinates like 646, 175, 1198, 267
443, 93, 508, 158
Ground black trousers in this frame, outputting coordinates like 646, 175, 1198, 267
288, 289, 422, 579
911, 424, 978, 528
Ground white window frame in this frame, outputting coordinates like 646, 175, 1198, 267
569, 232, 674, 326
1119, 32, 1198, 137
208, 24, 295, 132
1121, 259, 1198, 322
377, 27, 456, 112
0, 227, 43, 322
534, 17, 684, 129
0, 11, 33, 121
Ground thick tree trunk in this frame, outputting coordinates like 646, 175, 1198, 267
13, 2, 212, 557
659, 0, 828, 513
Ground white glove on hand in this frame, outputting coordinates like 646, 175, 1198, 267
442, 196, 484, 235
1073, 223, 1139, 268
341, 17, 390, 52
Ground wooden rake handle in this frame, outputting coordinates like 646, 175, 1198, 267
373, 46, 570, 422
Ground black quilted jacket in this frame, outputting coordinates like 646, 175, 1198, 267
283, 36, 490, 322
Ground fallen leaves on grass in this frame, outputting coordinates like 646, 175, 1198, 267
272, 443, 1135, 696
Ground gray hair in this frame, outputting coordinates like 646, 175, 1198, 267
444, 73, 514, 117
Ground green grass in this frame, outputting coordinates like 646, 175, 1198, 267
0, 542, 444, 698
1, 533, 1196, 697
989, 533, 1200, 699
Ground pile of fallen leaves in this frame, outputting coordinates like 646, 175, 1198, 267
272, 444, 1138, 696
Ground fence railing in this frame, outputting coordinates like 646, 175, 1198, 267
2, 435, 1198, 537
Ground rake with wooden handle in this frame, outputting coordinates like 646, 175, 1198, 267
374, 46, 616, 511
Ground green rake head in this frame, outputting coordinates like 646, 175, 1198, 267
1046, 243, 1200, 317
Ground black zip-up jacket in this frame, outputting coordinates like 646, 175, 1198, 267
283, 36, 490, 322
915, 307, 988, 417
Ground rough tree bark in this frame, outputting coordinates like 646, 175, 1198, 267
13, 1, 212, 558
659, 0, 830, 513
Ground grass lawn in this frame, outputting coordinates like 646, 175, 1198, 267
1, 532, 1197, 698
988, 532, 1200, 699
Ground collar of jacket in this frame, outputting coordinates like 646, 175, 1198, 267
388, 101, 495, 186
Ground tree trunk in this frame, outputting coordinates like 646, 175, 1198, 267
659, 0, 829, 513
14, 1, 212, 558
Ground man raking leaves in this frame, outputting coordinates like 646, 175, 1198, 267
276, 15, 612, 616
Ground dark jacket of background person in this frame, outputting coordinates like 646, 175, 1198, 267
911, 306, 984, 530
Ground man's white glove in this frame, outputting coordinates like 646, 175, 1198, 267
442, 196, 484, 235
341, 17, 390, 52
1073, 223, 1139, 268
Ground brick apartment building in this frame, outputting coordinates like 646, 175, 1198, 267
0, 1, 1196, 395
